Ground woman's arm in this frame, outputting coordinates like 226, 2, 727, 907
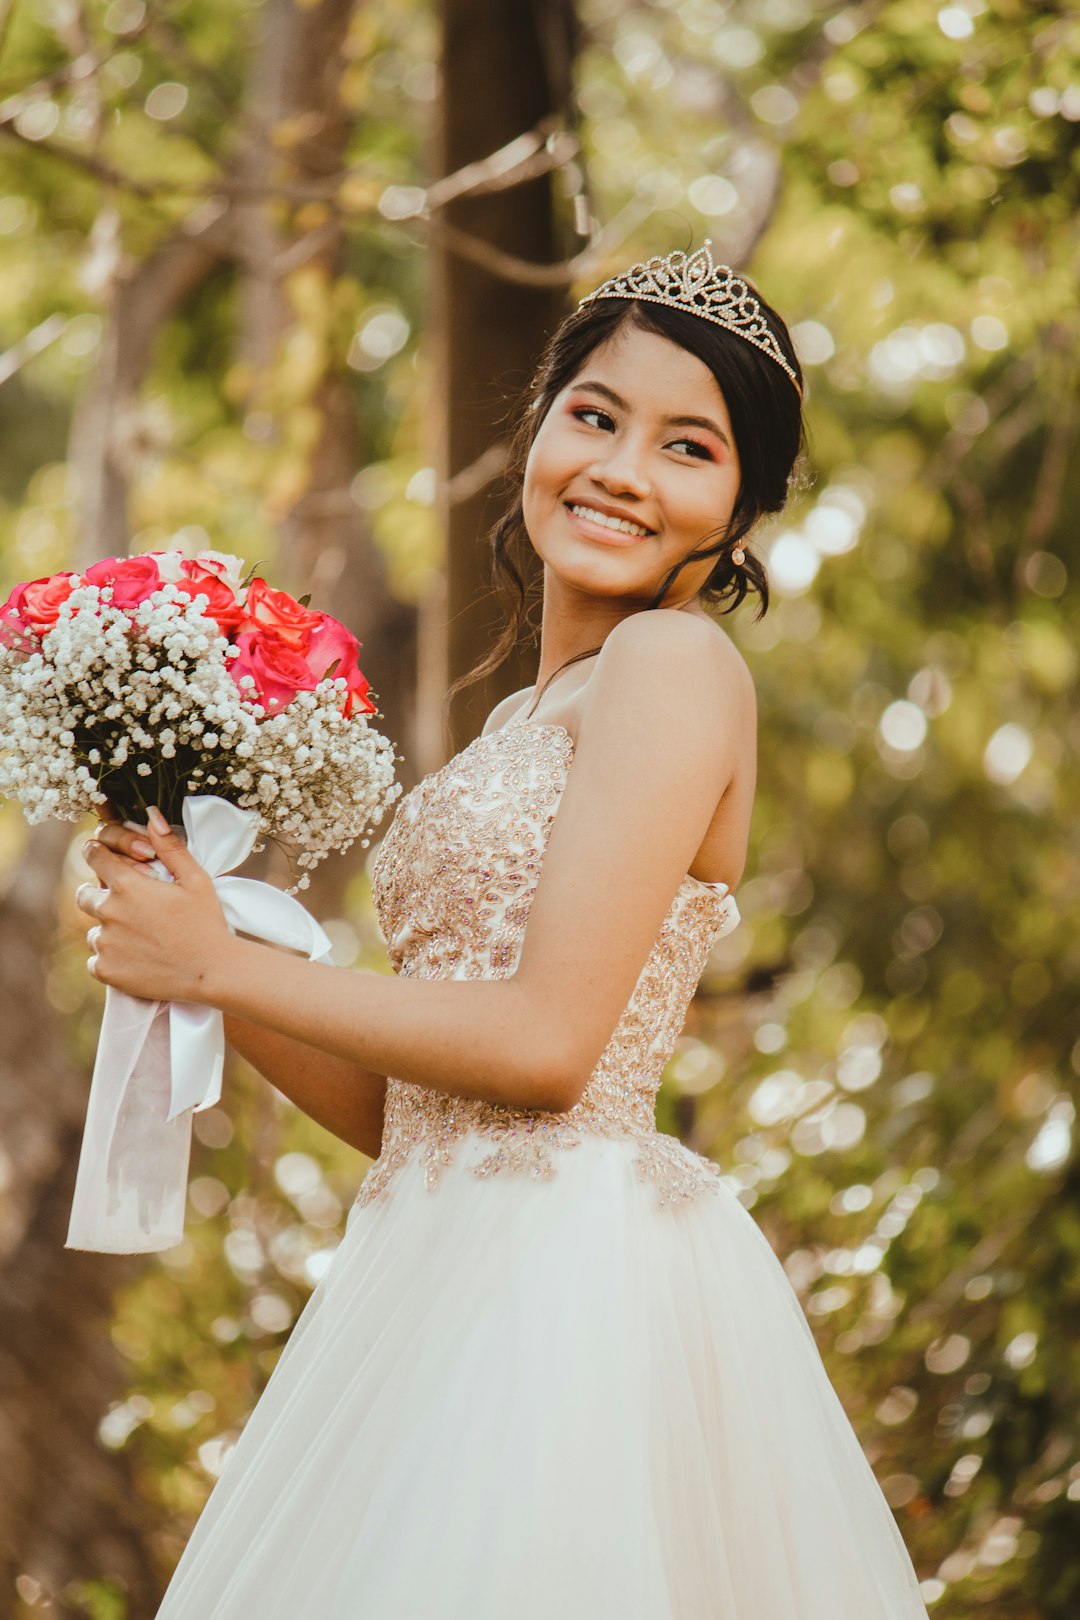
84, 611, 752, 1116
213, 674, 537, 1144
192, 612, 751, 1114
222, 1014, 386, 1159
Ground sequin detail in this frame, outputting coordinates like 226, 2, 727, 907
356, 723, 741, 1212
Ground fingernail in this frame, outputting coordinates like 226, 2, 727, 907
147, 805, 169, 834
133, 838, 155, 857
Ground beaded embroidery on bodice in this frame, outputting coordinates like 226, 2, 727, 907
355, 722, 741, 1211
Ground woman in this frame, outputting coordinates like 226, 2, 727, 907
79, 245, 930, 1618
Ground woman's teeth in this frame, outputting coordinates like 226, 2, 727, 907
567, 503, 651, 538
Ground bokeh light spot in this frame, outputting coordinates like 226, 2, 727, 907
768, 531, 820, 595
687, 175, 738, 216
879, 701, 927, 752
970, 314, 1008, 351
791, 320, 835, 365
145, 82, 189, 121
937, 7, 975, 39
983, 723, 1032, 784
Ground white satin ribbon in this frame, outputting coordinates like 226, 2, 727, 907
66, 795, 335, 1255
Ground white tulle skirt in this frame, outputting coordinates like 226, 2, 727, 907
154, 1133, 929, 1619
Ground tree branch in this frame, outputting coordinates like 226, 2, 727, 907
0, 110, 586, 218
0, 312, 68, 387
424, 190, 654, 289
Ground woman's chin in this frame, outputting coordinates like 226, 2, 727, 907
547, 558, 654, 601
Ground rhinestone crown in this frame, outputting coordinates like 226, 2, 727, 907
577, 240, 802, 397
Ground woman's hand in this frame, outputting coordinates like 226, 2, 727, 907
76, 804, 234, 1004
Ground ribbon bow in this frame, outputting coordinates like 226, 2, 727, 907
66, 795, 334, 1255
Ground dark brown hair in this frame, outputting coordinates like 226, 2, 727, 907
449, 281, 807, 714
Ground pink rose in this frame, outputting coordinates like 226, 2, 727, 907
304, 614, 376, 717
238, 577, 324, 651
229, 627, 319, 711
83, 554, 163, 610
1, 571, 78, 639
176, 559, 246, 634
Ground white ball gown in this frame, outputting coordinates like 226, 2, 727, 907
154, 721, 930, 1619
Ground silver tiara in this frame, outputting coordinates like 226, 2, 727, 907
577, 240, 802, 397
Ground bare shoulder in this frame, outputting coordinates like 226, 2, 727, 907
592, 608, 755, 722
481, 684, 533, 737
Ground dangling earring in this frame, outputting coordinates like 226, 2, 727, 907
731, 545, 746, 566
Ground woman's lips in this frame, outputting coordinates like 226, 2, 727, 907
563, 503, 655, 546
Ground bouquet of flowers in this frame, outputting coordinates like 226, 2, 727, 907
0, 545, 401, 1254
0, 546, 399, 890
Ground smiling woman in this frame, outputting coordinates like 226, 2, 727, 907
524, 328, 744, 601
83, 246, 931, 1620
449, 247, 806, 720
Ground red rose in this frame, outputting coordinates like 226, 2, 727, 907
83, 554, 163, 610
1, 571, 77, 639
229, 627, 319, 711
238, 577, 324, 651
176, 559, 246, 634
304, 614, 376, 717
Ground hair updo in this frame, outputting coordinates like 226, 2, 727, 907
450, 273, 808, 707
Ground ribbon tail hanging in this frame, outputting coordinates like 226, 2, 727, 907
66, 793, 337, 1256
66, 985, 194, 1254
168, 1001, 225, 1122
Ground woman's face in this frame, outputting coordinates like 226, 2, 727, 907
522, 320, 742, 609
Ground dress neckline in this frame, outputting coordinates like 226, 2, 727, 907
491, 720, 733, 901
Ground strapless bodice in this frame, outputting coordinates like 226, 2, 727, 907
355, 722, 740, 1210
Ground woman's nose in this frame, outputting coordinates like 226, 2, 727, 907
589, 439, 652, 498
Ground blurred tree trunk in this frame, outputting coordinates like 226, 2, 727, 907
0, 226, 234, 1617
0, 2, 413, 1610
230, 0, 417, 918
426, 0, 578, 764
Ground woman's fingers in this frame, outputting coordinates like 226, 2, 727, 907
81, 839, 147, 888
75, 881, 108, 918
92, 821, 155, 861
94, 800, 122, 832
93, 800, 154, 859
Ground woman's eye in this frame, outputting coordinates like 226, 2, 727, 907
570, 407, 713, 461
572, 406, 614, 430
669, 437, 713, 460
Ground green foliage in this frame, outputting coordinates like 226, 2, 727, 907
3, 0, 1079, 1614
0, 0, 437, 598
62, 1577, 129, 1620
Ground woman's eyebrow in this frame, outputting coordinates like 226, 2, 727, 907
571, 379, 731, 448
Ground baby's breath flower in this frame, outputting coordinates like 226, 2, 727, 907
0, 554, 400, 893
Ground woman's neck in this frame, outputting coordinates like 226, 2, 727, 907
524, 648, 600, 718
532, 590, 709, 692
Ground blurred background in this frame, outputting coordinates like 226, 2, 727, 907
0, 0, 1077, 1615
